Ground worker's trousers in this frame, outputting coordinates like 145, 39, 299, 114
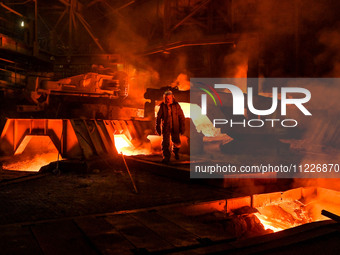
162, 130, 181, 159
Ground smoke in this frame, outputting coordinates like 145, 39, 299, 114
286, 79, 340, 190
282, 3, 340, 190
98, 5, 163, 107
301, 1, 340, 77
105, 9, 148, 58
92, 0, 340, 85
100, 0, 205, 89
232, 179, 266, 196
230, 0, 340, 191
316, 24, 340, 77
223, 42, 248, 79
123, 65, 160, 108
293, 178, 340, 192
221, 0, 340, 78
171, 73, 191, 91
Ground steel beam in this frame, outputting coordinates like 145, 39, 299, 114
0, 2, 24, 17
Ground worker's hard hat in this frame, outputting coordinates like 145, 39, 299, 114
163, 90, 173, 95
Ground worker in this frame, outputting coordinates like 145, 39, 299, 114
156, 90, 185, 163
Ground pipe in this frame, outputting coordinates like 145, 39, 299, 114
321, 210, 340, 223
121, 153, 138, 194
140, 38, 237, 56
0, 2, 23, 17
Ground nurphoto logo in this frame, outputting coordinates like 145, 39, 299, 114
199, 84, 312, 128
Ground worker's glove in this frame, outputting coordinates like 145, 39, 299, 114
156, 126, 161, 136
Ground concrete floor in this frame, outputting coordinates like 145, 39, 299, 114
1, 160, 340, 255
0, 163, 235, 226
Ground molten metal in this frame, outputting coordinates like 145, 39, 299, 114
3, 136, 60, 172
252, 187, 340, 233
114, 134, 153, 156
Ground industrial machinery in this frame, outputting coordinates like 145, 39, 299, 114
28, 71, 129, 109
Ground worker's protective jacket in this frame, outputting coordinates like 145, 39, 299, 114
156, 100, 185, 135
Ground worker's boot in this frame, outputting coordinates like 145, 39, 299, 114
162, 157, 170, 164
162, 148, 171, 164
173, 148, 180, 160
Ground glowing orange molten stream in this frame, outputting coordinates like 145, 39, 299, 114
114, 134, 152, 156
114, 134, 133, 153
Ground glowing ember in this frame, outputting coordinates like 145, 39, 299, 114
253, 200, 313, 233
254, 213, 284, 232
114, 134, 152, 156
229, 188, 340, 236
4, 152, 59, 172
